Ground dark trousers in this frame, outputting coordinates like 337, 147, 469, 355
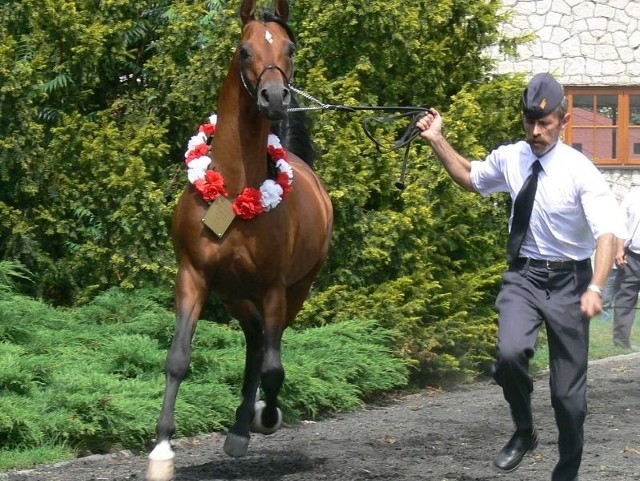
494, 262, 591, 481
612, 249, 640, 348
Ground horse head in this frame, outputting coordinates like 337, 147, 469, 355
238, 0, 294, 120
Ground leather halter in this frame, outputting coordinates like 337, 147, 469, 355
240, 64, 291, 101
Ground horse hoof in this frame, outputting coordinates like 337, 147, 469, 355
223, 432, 250, 457
250, 400, 283, 435
146, 458, 175, 481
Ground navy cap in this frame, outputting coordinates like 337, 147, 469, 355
522, 73, 564, 119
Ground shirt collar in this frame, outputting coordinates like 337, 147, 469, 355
532, 139, 562, 172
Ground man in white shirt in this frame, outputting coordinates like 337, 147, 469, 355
417, 73, 624, 481
612, 185, 640, 348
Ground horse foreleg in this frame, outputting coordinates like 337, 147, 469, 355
223, 304, 264, 457
147, 268, 207, 481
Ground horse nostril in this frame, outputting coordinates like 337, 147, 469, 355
282, 88, 291, 106
260, 88, 270, 104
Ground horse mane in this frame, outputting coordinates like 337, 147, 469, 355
258, 11, 315, 167
271, 97, 316, 168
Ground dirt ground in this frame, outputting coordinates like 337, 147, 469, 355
2, 352, 639, 481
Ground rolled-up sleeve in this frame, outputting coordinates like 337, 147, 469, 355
470, 148, 509, 196
580, 167, 627, 240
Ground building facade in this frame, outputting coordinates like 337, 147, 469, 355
492, 0, 640, 199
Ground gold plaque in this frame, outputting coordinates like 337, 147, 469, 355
202, 196, 236, 238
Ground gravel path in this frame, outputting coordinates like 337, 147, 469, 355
2, 352, 639, 481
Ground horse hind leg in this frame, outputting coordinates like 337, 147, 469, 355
146, 440, 174, 481
250, 390, 283, 435
251, 283, 293, 437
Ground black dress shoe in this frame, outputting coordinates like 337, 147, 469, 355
492, 427, 538, 472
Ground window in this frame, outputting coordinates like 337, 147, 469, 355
565, 87, 640, 166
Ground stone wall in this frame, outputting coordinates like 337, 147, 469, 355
605, 170, 640, 202
494, 0, 640, 85
492, 0, 640, 198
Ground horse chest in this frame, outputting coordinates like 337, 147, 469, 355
209, 243, 281, 282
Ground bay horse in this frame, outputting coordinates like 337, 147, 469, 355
146, 0, 333, 479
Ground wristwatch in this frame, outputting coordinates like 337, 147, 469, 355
587, 284, 604, 297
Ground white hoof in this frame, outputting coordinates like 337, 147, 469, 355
250, 400, 283, 435
147, 440, 175, 481
223, 432, 250, 457
146, 459, 174, 481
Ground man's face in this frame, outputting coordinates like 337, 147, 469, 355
523, 111, 569, 157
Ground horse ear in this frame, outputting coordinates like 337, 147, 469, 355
274, 0, 289, 22
240, 0, 256, 25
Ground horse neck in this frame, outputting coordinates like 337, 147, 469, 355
211, 69, 272, 197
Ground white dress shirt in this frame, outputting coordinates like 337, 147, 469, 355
470, 140, 625, 261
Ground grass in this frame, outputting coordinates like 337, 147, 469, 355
531, 308, 640, 373
0, 445, 75, 471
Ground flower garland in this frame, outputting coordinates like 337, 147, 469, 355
184, 114, 294, 220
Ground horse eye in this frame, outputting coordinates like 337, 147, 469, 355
286, 42, 296, 57
239, 45, 251, 61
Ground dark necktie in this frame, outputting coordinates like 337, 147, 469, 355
507, 160, 542, 264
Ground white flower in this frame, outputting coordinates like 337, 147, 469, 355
186, 132, 208, 154
186, 156, 211, 183
260, 179, 284, 211
188, 167, 206, 183
186, 155, 211, 171
275, 159, 293, 181
268, 133, 282, 149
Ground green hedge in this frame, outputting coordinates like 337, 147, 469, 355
0, 280, 407, 461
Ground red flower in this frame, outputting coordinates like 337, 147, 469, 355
277, 172, 292, 198
268, 145, 287, 160
185, 143, 210, 163
233, 188, 264, 219
199, 123, 216, 136
193, 170, 228, 202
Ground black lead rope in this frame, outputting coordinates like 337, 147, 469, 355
288, 84, 428, 190
361, 110, 425, 189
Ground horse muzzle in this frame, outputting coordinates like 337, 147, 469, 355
257, 81, 291, 120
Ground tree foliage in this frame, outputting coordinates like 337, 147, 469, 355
288, 0, 528, 378
0, 0, 530, 379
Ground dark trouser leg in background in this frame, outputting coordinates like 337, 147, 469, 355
613, 252, 640, 348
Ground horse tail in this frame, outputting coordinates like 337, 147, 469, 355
272, 95, 316, 168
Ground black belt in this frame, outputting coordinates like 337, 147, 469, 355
514, 258, 591, 271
